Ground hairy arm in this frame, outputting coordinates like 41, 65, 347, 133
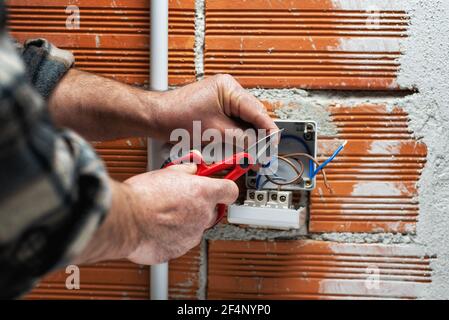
48, 69, 163, 141
49, 70, 277, 142
71, 180, 136, 264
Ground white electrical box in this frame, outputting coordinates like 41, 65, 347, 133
246, 120, 317, 191
228, 120, 317, 231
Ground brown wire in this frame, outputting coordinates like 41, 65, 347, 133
261, 152, 332, 193
283, 152, 332, 192
264, 156, 305, 186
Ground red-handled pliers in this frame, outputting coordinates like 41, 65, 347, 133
163, 150, 255, 226
162, 129, 283, 226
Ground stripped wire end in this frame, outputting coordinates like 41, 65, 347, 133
310, 140, 347, 179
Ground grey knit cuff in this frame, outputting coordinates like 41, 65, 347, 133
20, 38, 74, 99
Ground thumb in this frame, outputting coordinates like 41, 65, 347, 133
166, 163, 198, 174
210, 178, 239, 205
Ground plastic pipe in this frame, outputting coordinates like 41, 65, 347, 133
149, 0, 169, 300
150, 0, 168, 91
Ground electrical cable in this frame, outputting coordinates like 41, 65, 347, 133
257, 153, 331, 192
256, 156, 300, 189
264, 156, 305, 186
280, 134, 314, 176
255, 160, 273, 189
255, 134, 311, 189
310, 140, 347, 178
253, 136, 343, 193
283, 152, 332, 192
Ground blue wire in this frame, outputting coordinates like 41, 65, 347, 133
255, 160, 272, 189
310, 142, 347, 178
255, 174, 262, 190
254, 137, 347, 186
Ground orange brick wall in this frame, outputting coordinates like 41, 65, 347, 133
9, 0, 196, 86
208, 240, 432, 299
312, 104, 426, 233
7, 0, 434, 300
204, 0, 407, 89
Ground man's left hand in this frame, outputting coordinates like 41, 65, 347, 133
153, 74, 278, 140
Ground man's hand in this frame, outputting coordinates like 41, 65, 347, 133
74, 164, 238, 265
49, 71, 274, 266
154, 74, 278, 140
49, 70, 277, 141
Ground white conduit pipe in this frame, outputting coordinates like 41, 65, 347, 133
149, 0, 169, 300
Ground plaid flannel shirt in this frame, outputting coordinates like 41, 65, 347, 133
0, 1, 111, 298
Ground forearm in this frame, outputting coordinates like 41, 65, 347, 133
49, 69, 163, 141
72, 180, 139, 265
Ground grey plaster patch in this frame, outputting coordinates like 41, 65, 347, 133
395, 0, 449, 299
275, 104, 337, 136
197, 238, 208, 300
249, 88, 338, 136
194, 0, 205, 79
205, 225, 417, 245
248, 88, 415, 137
310, 233, 416, 244
205, 224, 308, 241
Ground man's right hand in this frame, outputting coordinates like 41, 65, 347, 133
74, 164, 239, 265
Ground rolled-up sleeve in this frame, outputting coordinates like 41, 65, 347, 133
0, 33, 111, 298
19, 38, 74, 99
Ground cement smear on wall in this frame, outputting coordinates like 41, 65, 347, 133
205, 224, 307, 241
249, 88, 338, 136
396, 0, 449, 299
194, 0, 205, 80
